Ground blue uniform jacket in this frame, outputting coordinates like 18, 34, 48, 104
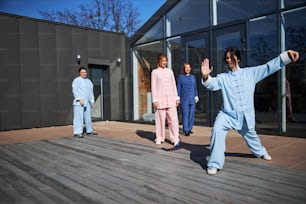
72, 76, 94, 107
177, 74, 198, 105
201, 52, 292, 130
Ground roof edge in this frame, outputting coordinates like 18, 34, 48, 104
0, 12, 126, 36
130, 0, 180, 45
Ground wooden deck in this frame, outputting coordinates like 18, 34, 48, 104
0, 135, 305, 204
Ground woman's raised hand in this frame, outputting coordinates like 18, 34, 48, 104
201, 58, 213, 79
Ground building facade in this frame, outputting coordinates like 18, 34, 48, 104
131, 0, 306, 135
0, 13, 131, 131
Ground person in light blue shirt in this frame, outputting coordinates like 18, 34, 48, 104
177, 63, 199, 136
201, 47, 299, 175
72, 67, 97, 138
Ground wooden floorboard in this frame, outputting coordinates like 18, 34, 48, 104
0, 135, 305, 204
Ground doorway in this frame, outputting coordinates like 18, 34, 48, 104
88, 64, 110, 121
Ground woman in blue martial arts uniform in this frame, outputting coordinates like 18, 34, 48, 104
201, 48, 299, 175
177, 63, 199, 136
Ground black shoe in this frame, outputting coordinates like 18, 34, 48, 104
184, 131, 190, 136
189, 131, 194, 134
86, 131, 97, 135
74, 134, 84, 138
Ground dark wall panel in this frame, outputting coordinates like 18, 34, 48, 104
20, 19, 40, 128
56, 25, 74, 125
108, 34, 123, 120
56, 25, 73, 79
99, 32, 111, 59
72, 28, 87, 70
72, 28, 87, 62
39, 22, 58, 126
57, 81, 73, 125
0, 15, 10, 130
87, 30, 101, 59
5, 17, 22, 130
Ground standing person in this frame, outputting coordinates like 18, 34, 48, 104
72, 67, 97, 138
201, 47, 299, 175
151, 53, 181, 147
177, 63, 199, 136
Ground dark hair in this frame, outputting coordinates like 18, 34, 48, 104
181, 63, 192, 74
157, 53, 167, 62
78, 67, 87, 73
224, 47, 241, 64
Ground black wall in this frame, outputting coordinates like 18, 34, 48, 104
0, 13, 131, 130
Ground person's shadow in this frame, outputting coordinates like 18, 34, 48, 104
136, 130, 210, 170
135, 130, 256, 170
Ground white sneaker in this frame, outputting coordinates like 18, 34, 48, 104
155, 141, 162, 145
173, 141, 180, 147
262, 153, 272, 161
207, 167, 218, 175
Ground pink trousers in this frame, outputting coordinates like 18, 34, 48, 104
155, 107, 180, 143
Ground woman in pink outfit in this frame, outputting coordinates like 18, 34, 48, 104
151, 53, 180, 147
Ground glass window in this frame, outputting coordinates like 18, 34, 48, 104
185, 37, 208, 74
283, 7, 306, 125
166, 0, 209, 36
217, 0, 277, 25
136, 19, 163, 45
134, 41, 163, 119
283, 0, 306, 8
183, 34, 209, 125
249, 15, 278, 66
167, 37, 182, 73
249, 15, 278, 123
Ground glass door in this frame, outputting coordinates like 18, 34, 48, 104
88, 65, 110, 121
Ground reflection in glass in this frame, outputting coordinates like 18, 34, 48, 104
184, 36, 209, 125
134, 41, 163, 120
216, 31, 240, 72
217, 0, 277, 25
88, 68, 102, 120
284, 0, 306, 8
167, 37, 182, 72
283, 7, 306, 124
136, 19, 163, 45
249, 15, 278, 126
166, 0, 209, 36
213, 27, 243, 125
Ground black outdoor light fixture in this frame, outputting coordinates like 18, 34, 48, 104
76, 54, 81, 65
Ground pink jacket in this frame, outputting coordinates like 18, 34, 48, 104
151, 67, 179, 109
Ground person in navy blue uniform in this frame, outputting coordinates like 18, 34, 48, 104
177, 63, 199, 136
201, 47, 299, 175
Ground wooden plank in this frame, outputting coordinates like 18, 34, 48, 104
32, 140, 215, 203
0, 146, 106, 204
17, 137, 306, 202
0, 135, 305, 204
0, 157, 75, 204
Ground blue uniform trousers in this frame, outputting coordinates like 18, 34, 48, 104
208, 112, 267, 169
73, 105, 93, 135
181, 102, 195, 132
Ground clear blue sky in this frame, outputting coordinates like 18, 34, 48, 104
0, 0, 166, 25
